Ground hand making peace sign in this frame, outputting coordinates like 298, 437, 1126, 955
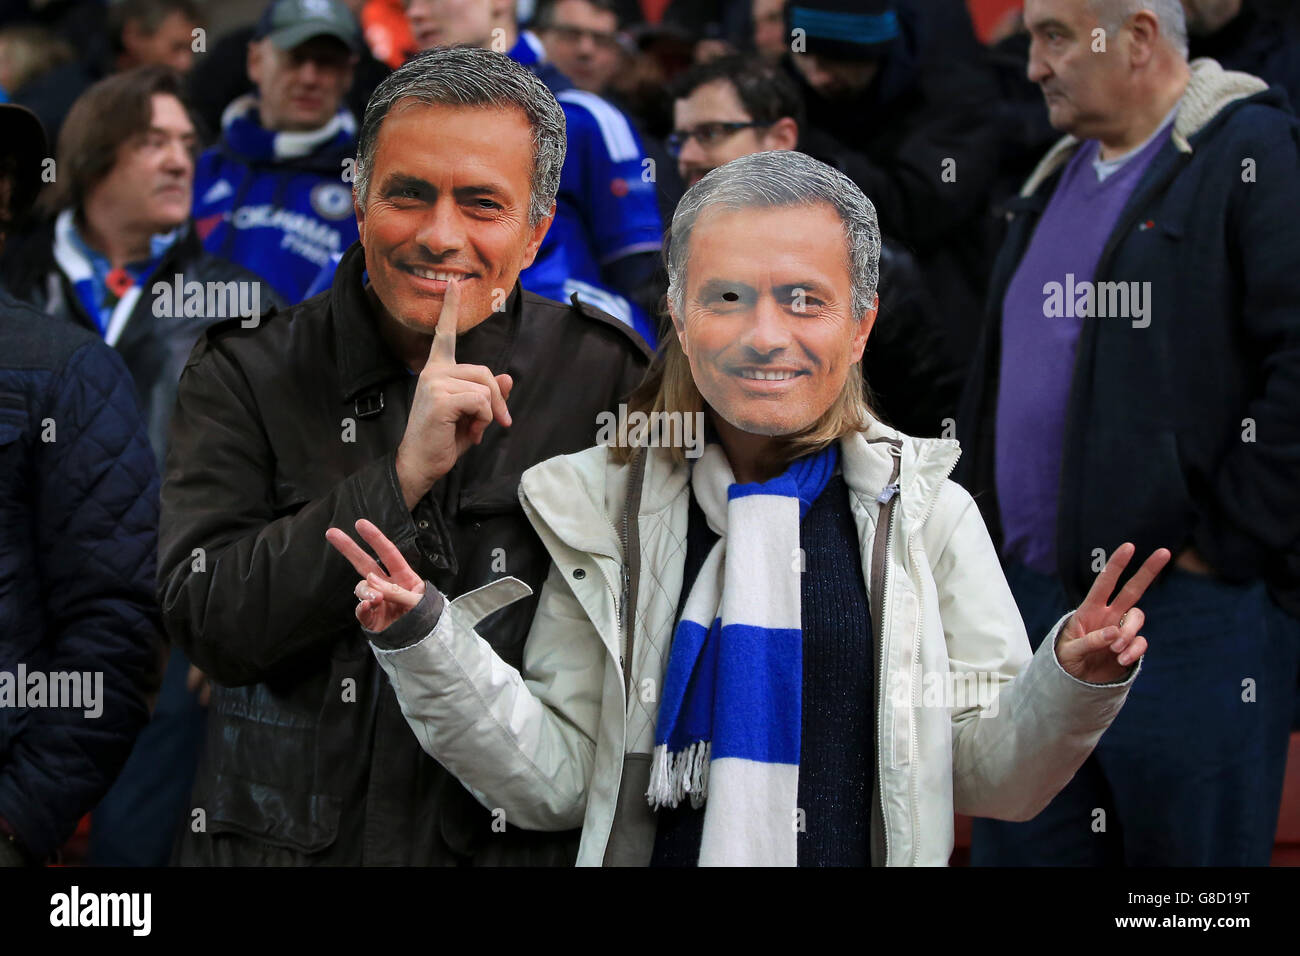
325, 518, 425, 632
1055, 543, 1172, 684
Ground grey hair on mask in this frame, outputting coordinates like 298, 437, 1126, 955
1090, 0, 1189, 57
353, 46, 567, 227
667, 150, 881, 320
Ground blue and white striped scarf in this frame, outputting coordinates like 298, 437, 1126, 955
51, 208, 181, 344
647, 440, 839, 865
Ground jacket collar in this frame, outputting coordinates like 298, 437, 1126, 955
520, 413, 962, 561
1020, 57, 1270, 197
46, 210, 203, 337
219, 93, 358, 165
841, 416, 961, 532
332, 241, 405, 401
329, 241, 526, 402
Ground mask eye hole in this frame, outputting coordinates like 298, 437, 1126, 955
722, 291, 739, 302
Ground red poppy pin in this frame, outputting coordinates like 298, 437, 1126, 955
106, 267, 135, 299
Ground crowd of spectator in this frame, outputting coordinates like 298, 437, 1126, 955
0, 0, 1298, 868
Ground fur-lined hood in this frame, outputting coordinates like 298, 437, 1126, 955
1020, 58, 1270, 197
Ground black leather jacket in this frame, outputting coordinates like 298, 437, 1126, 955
158, 242, 649, 864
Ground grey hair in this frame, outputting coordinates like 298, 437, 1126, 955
354, 46, 567, 227
666, 150, 881, 320
1090, 0, 1189, 57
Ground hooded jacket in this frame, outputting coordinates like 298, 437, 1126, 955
955, 59, 1300, 617
368, 420, 1139, 865
192, 96, 360, 304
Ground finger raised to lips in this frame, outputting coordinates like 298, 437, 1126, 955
429, 276, 460, 366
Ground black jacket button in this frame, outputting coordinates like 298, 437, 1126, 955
573, 568, 586, 579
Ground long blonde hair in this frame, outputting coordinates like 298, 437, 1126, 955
613, 331, 875, 467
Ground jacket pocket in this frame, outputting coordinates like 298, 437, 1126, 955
200, 682, 342, 854
202, 771, 342, 855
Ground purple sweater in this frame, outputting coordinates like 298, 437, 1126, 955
995, 127, 1170, 573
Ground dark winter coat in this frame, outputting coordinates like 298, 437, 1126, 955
956, 61, 1300, 617
0, 289, 162, 862
158, 241, 649, 864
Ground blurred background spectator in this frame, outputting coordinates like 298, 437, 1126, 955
1183, 0, 1300, 109
0, 26, 76, 114
0, 67, 278, 866
111, 0, 201, 73
0, 0, 202, 146
534, 0, 623, 94
0, 107, 162, 864
751, 0, 785, 59
185, 0, 388, 142
778, 0, 1003, 361
533, 0, 683, 229
1, 65, 277, 456
190, 0, 361, 304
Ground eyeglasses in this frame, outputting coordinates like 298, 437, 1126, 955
544, 24, 622, 52
666, 121, 768, 156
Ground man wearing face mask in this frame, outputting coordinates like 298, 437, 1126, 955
327, 150, 1171, 867
159, 47, 648, 866
191, 0, 364, 304
666, 54, 962, 438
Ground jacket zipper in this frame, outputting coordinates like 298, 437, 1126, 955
869, 439, 902, 866
903, 446, 961, 864
598, 447, 646, 866
619, 447, 647, 702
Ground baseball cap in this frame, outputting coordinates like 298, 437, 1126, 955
252, 0, 363, 54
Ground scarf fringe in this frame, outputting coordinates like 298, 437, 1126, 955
647, 740, 712, 810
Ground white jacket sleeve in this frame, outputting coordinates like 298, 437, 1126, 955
371, 563, 606, 831
926, 483, 1139, 821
